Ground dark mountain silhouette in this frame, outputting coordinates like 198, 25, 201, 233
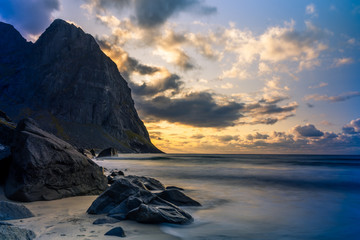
0, 19, 161, 153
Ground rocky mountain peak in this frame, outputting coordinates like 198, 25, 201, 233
0, 19, 162, 153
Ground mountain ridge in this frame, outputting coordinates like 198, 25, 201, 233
0, 19, 162, 153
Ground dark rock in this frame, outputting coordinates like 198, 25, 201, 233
111, 170, 124, 177
0, 225, 36, 240
88, 174, 198, 225
90, 149, 96, 156
87, 178, 140, 214
0, 110, 12, 122
0, 112, 16, 146
93, 217, 120, 225
0, 221, 13, 226
108, 190, 154, 217
166, 186, 185, 191
77, 148, 94, 159
5, 118, 108, 202
0, 146, 12, 184
0, 201, 34, 220
156, 189, 201, 206
125, 175, 165, 191
0, 20, 162, 153
97, 147, 118, 158
105, 227, 126, 238
127, 204, 193, 224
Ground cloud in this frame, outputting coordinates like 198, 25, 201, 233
218, 135, 239, 142
133, 0, 216, 29
97, 37, 160, 79
294, 124, 324, 137
153, 29, 196, 70
191, 134, 205, 139
306, 4, 316, 15
333, 57, 354, 67
130, 73, 184, 96
83, 0, 216, 29
221, 20, 329, 77
304, 91, 360, 102
342, 118, 360, 134
246, 132, 269, 140
308, 82, 328, 89
0, 0, 60, 35
138, 92, 245, 127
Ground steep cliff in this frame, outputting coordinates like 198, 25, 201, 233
0, 19, 161, 153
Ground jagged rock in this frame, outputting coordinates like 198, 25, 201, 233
156, 189, 201, 206
87, 178, 140, 214
125, 175, 165, 191
93, 217, 120, 225
0, 201, 34, 220
127, 204, 193, 224
88, 175, 197, 225
0, 20, 161, 153
105, 227, 126, 238
5, 118, 108, 202
0, 225, 36, 240
97, 147, 118, 158
108, 190, 155, 218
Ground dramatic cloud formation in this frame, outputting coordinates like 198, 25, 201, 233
304, 91, 360, 102
342, 118, 360, 134
83, 0, 216, 29
0, 0, 60, 36
294, 124, 324, 137
138, 92, 245, 127
130, 73, 183, 96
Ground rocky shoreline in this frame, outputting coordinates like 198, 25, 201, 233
0, 112, 201, 239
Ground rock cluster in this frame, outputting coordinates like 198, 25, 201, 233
88, 176, 200, 224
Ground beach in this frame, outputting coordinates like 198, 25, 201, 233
0, 186, 180, 240
1, 153, 360, 240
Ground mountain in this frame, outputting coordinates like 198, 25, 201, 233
0, 19, 161, 153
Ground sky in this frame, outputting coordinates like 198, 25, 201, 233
1, 0, 360, 154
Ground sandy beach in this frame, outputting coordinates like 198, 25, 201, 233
0, 186, 180, 240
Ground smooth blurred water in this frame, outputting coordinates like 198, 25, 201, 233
96, 154, 360, 240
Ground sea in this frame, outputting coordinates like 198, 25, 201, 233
95, 154, 360, 240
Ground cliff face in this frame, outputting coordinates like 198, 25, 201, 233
0, 19, 161, 153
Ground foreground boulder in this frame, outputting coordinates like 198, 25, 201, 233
5, 118, 108, 202
87, 178, 140, 214
156, 189, 201, 206
88, 177, 195, 224
0, 201, 34, 220
0, 225, 36, 240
